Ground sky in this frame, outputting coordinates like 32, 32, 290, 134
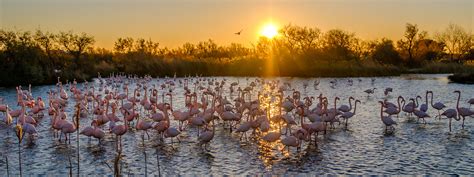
1, 0, 472, 49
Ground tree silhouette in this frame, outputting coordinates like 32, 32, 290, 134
435, 23, 473, 62
58, 31, 95, 69
397, 23, 427, 66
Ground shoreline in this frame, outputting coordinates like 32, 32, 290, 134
0, 72, 465, 88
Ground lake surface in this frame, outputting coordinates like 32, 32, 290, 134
0, 74, 473, 175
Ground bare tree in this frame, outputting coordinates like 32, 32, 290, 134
114, 37, 134, 53
34, 30, 57, 62
279, 24, 321, 54
435, 23, 472, 62
397, 23, 427, 65
58, 31, 95, 68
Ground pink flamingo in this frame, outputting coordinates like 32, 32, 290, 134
384, 96, 404, 117
419, 91, 429, 112
338, 96, 354, 112
428, 91, 446, 119
454, 90, 474, 128
262, 132, 280, 142
340, 99, 361, 128
281, 135, 300, 152
136, 115, 154, 140
198, 122, 215, 151
59, 115, 77, 143
441, 108, 458, 132
379, 101, 397, 133
111, 113, 129, 152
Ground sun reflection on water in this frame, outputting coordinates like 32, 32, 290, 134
255, 81, 291, 168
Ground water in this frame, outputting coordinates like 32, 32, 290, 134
0, 74, 473, 175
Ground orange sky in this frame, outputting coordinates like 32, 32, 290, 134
1, 0, 472, 49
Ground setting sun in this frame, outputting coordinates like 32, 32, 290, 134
261, 23, 278, 39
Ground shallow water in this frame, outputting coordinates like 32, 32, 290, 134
0, 74, 473, 175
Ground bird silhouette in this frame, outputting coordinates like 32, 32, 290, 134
235, 29, 243, 35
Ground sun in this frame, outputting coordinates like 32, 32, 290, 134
260, 23, 278, 39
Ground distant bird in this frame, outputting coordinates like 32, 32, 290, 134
384, 88, 393, 96
234, 29, 243, 35
469, 98, 474, 109
364, 88, 376, 96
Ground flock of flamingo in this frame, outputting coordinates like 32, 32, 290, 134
0, 74, 473, 156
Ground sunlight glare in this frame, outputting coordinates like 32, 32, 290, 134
261, 23, 278, 39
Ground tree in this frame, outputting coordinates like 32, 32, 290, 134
279, 24, 321, 54
322, 29, 357, 61
435, 23, 472, 62
58, 31, 95, 69
196, 39, 218, 59
397, 23, 427, 65
114, 37, 134, 53
181, 42, 196, 57
226, 43, 250, 58
371, 38, 401, 65
416, 39, 444, 61
34, 30, 58, 67
134, 38, 159, 55
254, 37, 272, 58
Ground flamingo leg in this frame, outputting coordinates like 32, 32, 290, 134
449, 118, 452, 132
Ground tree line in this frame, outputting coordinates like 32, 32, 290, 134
0, 23, 472, 86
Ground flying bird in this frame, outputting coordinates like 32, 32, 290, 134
235, 29, 243, 35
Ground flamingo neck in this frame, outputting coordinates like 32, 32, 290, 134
456, 92, 461, 110
353, 101, 357, 114
349, 98, 353, 110
397, 99, 402, 112
425, 92, 428, 105
380, 103, 383, 120
429, 92, 434, 107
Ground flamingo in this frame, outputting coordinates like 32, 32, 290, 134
384, 96, 404, 117
379, 101, 397, 133
281, 135, 300, 152
235, 121, 252, 141
454, 90, 474, 128
402, 98, 415, 117
413, 109, 430, 124
441, 109, 458, 132
198, 122, 215, 151
338, 96, 354, 112
262, 132, 280, 142
419, 91, 429, 112
111, 114, 129, 151
340, 100, 361, 128
59, 117, 77, 143
164, 126, 181, 145
428, 91, 446, 119
136, 115, 154, 140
